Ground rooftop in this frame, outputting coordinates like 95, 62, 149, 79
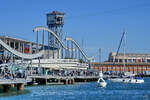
47, 11, 65, 15
0, 35, 30, 43
110, 52, 150, 57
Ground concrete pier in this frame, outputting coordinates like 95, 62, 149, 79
0, 79, 25, 93
28, 75, 75, 85
28, 75, 98, 85
0, 75, 98, 94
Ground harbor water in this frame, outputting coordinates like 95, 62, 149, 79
1, 78, 150, 100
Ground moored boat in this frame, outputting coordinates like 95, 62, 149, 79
97, 72, 107, 87
109, 76, 144, 84
128, 77, 144, 83
97, 78, 107, 87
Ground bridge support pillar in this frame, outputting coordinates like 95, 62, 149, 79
10, 84, 15, 88
68, 80, 72, 84
72, 79, 75, 84
44, 79, 47, 85
17, 83, 24, 91
28, 78, 35, 85
58, 79, 61, 83
70, 79, 74, 84
65, 79, 68, 85
3, 85, 10, 92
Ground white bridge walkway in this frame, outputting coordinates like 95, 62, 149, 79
0, 78, 26, 85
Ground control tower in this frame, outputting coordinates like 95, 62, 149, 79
46, 11, 64, 59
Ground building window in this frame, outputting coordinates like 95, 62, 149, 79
137, 59, 142, 62
128, 59, 132, 63
115, 59, 118, 62
147, 59, 150, 63
119, 59, 123, 63
142, 59, 147, 63
133, 59, 136, 63
10, 42, 14, 48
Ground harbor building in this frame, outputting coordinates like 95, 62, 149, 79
92, 52, 150, 74
108, 52, 150, 63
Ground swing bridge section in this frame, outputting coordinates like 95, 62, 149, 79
0, 26, 93, 70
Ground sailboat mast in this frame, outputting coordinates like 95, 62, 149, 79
123, 29, 126, 73
99, 48, 102, 71
112, 30, 126, 72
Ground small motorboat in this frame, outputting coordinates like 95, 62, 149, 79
109, 76, 144, 84
97, 72, 107, 87
128, 77, 144, 84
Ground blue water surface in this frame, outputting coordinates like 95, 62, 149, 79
0, 78, 150, 100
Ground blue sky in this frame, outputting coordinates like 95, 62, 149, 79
0, 0, 150, 61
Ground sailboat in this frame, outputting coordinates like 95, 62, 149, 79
97, 48, 107, 87
109, 30, 144, 84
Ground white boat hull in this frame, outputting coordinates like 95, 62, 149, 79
97, 82, 107, 87
109, 78, 144, 84
97, 77, 107, 88
97, 72, 107, 87
129, 78, 144, 83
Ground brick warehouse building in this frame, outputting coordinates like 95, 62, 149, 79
92, 52, 150, 73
